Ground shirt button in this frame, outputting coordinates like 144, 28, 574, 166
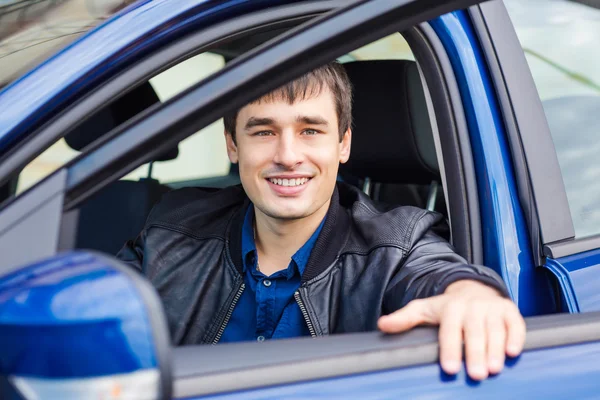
257, 336, 265, 342
263, 280, 272, 287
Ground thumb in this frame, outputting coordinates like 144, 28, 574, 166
378, 299, 429, 334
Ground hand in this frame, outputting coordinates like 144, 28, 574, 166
377, 279, 525, 381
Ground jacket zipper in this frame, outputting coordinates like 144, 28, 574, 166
212, 283, 245, 344
294, 290, 317, 337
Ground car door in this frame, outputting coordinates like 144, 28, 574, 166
2, 0, 600, 398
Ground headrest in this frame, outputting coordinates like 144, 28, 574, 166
65, 82, 178, 162
340, 60, 439, 185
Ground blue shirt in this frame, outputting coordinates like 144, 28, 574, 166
220, 205, 325, 343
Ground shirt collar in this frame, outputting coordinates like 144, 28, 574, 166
240, 204, 326, 279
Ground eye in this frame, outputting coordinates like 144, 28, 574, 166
254, 131, 274, 137
302, 129, 319, 135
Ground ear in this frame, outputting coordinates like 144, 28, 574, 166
225, 131, 239, 164
339, 128, 352, 164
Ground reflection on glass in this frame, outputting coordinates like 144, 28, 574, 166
505, 0, 600, 238
0, 0, 136, 89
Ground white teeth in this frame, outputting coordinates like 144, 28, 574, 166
269, 178, 309, 187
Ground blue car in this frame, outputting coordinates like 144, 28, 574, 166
1, 0, 600, 398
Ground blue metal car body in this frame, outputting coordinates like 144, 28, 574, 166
199, 341, 600, 399
546, 249, 600, 313
0, 0, 599, 398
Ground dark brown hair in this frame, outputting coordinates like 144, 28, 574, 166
224, 61, 352, 143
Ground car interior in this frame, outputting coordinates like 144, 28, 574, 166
63, 61, 449, 257
4, 25, 451, 259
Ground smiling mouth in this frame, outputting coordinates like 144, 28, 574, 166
267, 177, 311, 187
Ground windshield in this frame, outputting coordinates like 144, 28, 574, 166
0, 0, 137, 90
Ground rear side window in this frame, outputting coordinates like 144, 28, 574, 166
122, 52, 230, 184
505, 0, 600, 238
14, 52, 229, 195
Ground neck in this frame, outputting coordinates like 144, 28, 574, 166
253, 201, 329, 276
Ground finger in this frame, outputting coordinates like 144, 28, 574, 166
486, 313, 506, 375
378, 299, 427, 333
438, 303, 464, 375
505, 304, 526, 357
464, 309, 488, 381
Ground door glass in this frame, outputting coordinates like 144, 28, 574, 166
14, 52, 229, 196
16, 140, 79, 194
0, 0, 137, 90
505, 0, 600, 238
122, 52, 230, 183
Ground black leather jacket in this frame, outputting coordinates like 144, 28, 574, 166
117, 183, 507, 345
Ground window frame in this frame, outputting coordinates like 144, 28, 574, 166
405, 23, 484, 264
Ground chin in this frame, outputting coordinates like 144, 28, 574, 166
264, 207, 311, 220
258, 200, 313, 221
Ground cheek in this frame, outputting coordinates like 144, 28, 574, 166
306, 145, 341, 174
238, 148, 271, 179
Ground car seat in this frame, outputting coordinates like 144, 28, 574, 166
340, 60, 446, 215
66, 82, 177, 255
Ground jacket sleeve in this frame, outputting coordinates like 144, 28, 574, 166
383, 218, 510, 314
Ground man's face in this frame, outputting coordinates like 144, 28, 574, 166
225, 88, 351, 221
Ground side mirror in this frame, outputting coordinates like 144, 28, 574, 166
0, 252, 172, 400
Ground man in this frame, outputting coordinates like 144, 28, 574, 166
118, 62, 525, 381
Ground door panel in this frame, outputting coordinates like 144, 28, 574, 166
172, 311, 600, 398
191, 341, 600, 399
0, 170, 67, 275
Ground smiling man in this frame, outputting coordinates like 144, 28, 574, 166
118, 62, 525, 381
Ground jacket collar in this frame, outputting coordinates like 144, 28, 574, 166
226, 184, 350, 283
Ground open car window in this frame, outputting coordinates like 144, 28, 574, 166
123, 52, 230, 183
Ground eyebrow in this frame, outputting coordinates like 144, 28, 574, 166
296, 115, 329, 126
244, 117, 276, 130
243, 115, 329, 131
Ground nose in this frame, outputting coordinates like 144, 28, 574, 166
273, 131, 303, 169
